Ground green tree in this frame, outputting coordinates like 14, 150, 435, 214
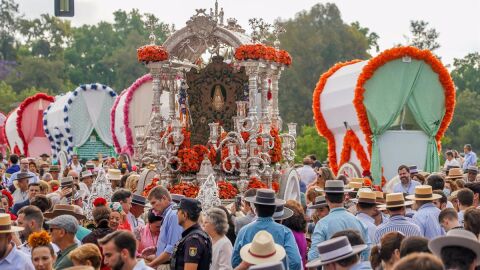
0, 0, 20, 60
0, 81, 19, 112
277, 3, 374, 127
294, 125, 328, 163
457, 120, 480, 149
451, 52, 480, 93
409, 20, 440, 51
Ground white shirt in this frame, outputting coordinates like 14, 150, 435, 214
127, 212, 145, 230
297, 165, 317, 186
70, 162, 83, 174
133, 259, 154, 270
0, 243, 34, 270
78, 182, 91, 200
12, 189, 28, 204
444, 158, 460, 169
211, 236, 233, 270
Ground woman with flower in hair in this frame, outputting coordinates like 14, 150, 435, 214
29, 231, 56, 270
1, 189, 16, 220
82, 198, 114, 246
108, 201, 131, 231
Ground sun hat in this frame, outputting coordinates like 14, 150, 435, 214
378, 193, 414, 209
240, 230, 286, 265
447, 168, 464, 179
60, 176, 74, 188
405, 185, 442, 201
106, 169, 122, 181
467, 166, 478, 173
356, 190, 378, 204
13, 172, 33, 182
272, 205, 293, 221
0, 213, 24, 233
409, 165, 419, 174
132, 194, 147, 206
348, 182, 362, 192
375, 191, 385, 203
245, 189, 285, 206
429, 229, 480, 266
305, 236, 367, 268
321, 180, 353, 194
308, 196, 328, 209
44, 204, 86, 220
249, 262, 285, 270
46, 214, 79, 234
80, 170, 93, 179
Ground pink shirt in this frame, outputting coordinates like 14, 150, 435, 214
135, 224, 159, 254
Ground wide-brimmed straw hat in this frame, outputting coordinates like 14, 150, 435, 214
273, 205, 293, 221
80, 171, 93, 179
0, 213, 24, 233
249, 262, 284, 270
348, 182, 362, 193
429, 229, 480, 266
240, 230, 286, 265
378, 193, 413, 209
308, 196, 328, 209
44, 204, 86, 220
245, 189, 285, 206
356, 190, 379, 204
375, 191, 385, 203
405, 185, 442, 201
321, 180, 352, 194
106, 169, 122, 181
306, 236, 367, 268
446, 168, 464, 179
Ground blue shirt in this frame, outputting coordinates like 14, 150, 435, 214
156, 203, 183, 256
308, 207, 371, 262
232, 217, 302, 270
412, 203, 445, 239
7, 171, 38, 187
5, 164, 19, 174
393, 179, 421, 195
458, 210, 465, 225
374, 215, 421, 243
0, 242, 34, 270
463, 151, 477, 170
357, 212, 377, 245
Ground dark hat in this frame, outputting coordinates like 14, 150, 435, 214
308, 196, 328, 209
40, 153, 50, 158
322, 180, 352, 194
409, 165, 418, 174
173, 198, 202, 215
132, 194, 147, 206
14, 172, 33, 182
273, 205, 293, 220
171, 194, 186, 204
244, 189, 285, 206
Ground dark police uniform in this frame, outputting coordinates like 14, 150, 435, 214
170, 223, 212, 270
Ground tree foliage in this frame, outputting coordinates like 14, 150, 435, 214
451, 52, 480, 93
294, 125, 328, 163
409, 20, 440, 51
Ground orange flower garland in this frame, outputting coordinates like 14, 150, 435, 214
271, 181, 280, 193
248, 177, 267, 189
269, 128, 282, 163
169, 182, 199, 198
143, 178, 159, 197
312, 60, 363, 174
339, 130, 370, 171
353, 46, 455, 156
177, 148, 200, 173
234, 44, 292, 66
137, 45, 169, 63
217, 181, 238, 199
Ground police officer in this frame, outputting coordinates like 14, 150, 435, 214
171, 198, 212, 270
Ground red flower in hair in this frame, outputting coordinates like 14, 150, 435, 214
1, 190, 13, 207
93, 197, 107, 207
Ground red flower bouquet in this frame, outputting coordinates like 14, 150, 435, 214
247, 177, 267, 189
143, 178, 159, 197
169, 182, 199, 198
177, 148, 200, 173
137, 45, 169, 63
218, 181, 238, 199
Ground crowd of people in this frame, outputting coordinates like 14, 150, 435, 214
0, 144, 479, 270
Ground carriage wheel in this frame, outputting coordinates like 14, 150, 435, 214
337, 162, 362, 178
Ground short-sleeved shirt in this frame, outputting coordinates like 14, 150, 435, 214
172, 224, 211, 270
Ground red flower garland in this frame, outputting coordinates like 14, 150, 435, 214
169, 182, 199, 198
269, 128, 282, 163
177, 148, 200, 173
15, 93, 54, 155
353, 46, 455, 156
217, 181, 238, 199
247, 177, 267, 189
234, 44, 292, 66
312, 60, 363, 174
137, 45, 169, 63
339, 130, 370, 171
143, 178, 159, 197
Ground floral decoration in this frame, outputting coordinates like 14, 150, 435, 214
93, 197, 107, 207
234, 44, 292, 66
137, 45, 169, 63
353, 46, 455, 156
269, 128, 282, 163
247, 177, 267, 189
217, 181, 238, 199
28, 231, 51, 249
143, 177, 159, 197
169, 182, 199, 198
339, 129, 370, 171
271, 181, 280, 193
177, 148, 200, 173
312, 59, 363, 174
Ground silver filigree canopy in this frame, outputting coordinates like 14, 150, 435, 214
196, 174, 221, 211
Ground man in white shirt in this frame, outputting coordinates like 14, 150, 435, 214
444, 150, 460, 169
297, 157, 317, 192
69, 154, 83, 174
11, 173, 32, 204
0, 213, 35, 270
7, 159, 38, 187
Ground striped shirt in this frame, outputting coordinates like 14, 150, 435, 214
374, 215, 421, 243
412, 203, 445, 239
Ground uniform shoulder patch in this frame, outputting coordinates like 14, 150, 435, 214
189, 247, 197, 257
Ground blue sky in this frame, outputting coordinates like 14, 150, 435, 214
16, 0, 480, 66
